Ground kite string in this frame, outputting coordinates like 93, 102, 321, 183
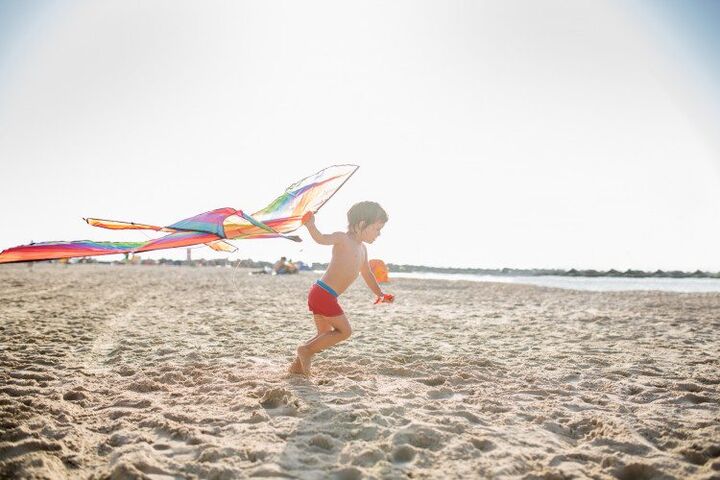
230, 258, 242, 293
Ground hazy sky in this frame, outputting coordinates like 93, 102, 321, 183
1, 0, 719, 270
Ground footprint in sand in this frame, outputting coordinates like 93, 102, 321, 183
8, 371, 56, 382
626, 384, 644, 396
332, 467, 363, 480
259, 388, 299, 409
614, 463, 666, 480
428, 388, 454, 400
127, 379, 167, 393
107, 398, 152, 409
453, 410, 483, 424
351, 448, 384, 467
676, 382, 702, 392
471, 437, 495, 452
242, 411, 269, 424
380, 366, 415, 377
592, 438, 651, 456
419, 376, 446, 386
108, 409, 135, 420
680, 444, 720, 466
258, 388, 300, 416
349, 425, 378, 442
308, 434, 336, 451
392, 425, 443, 451
391, 445, 416, 463
674, 393, 713, 405
62, 390, 86, 401
0, 439, 63, 458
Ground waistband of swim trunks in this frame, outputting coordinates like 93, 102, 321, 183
315, 280, 339, 298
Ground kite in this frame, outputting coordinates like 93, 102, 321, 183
0, 165, 358, 264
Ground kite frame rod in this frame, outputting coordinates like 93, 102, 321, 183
312, 164, 359, 215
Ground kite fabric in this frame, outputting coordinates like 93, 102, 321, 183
0, 164, 359, 264
84, 218, 170, 232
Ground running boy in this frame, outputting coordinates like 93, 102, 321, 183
290, 201, 394, 375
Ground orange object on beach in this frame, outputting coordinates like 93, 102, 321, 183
369, 259, 389, 283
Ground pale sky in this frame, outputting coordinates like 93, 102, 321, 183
1, 0, 719, 271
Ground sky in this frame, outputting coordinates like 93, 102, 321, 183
0, 0, 719, 271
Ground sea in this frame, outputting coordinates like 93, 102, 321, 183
388, 272, 720, 293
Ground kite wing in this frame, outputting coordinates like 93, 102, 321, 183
224, 164, 359, 239
87, 210, 245, 252
85, 218, 172, 232
206, 240, 237, 253
168, 207, 302, 243
0, 231, 225, 264
0, 240, 146, 264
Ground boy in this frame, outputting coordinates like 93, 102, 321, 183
290, 201, 394, 376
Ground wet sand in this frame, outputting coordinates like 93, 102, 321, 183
0, 264, 719, 479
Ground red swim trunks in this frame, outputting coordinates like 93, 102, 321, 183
308, 281, 344, 317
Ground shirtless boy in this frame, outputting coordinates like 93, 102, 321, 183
290, 201, 394, 375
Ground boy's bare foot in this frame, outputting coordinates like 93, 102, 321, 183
296, 346, 312, 376
288, 356, 303, 374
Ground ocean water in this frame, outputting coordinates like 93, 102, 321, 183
388, 272, 720, 293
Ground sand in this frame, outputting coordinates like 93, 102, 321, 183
0, 264, 718, 479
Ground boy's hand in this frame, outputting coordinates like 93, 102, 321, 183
302, 212, 315, 226
374, 293, 395, 304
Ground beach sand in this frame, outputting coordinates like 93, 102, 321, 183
0, 264, 718, 479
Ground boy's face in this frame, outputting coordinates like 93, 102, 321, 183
360, 221, 385, 244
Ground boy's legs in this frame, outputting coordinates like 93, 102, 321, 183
290, 315, 333, 374
297, 314, 352, 373
306, 314, 351, 352
311, 314, 334, 340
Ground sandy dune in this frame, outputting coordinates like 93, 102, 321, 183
0, 264, 718, 479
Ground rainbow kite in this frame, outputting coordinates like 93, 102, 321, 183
0, 165, 358, 264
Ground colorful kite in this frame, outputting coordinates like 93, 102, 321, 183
0, 165, 358, 264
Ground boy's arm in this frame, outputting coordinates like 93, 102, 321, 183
360, 246, 384, 298
303, 212, 344, 246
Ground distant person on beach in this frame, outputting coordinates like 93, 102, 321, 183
285, 259, 298, 274
273, 256, 298, 275
290, 201, 394, 375
273, 256, 288, 274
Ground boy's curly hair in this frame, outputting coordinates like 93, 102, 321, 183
347, 201, 388, 232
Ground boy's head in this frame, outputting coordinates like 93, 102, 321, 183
347, 201, 388, 243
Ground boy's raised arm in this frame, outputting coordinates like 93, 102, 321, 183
303, 212, 344, 246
